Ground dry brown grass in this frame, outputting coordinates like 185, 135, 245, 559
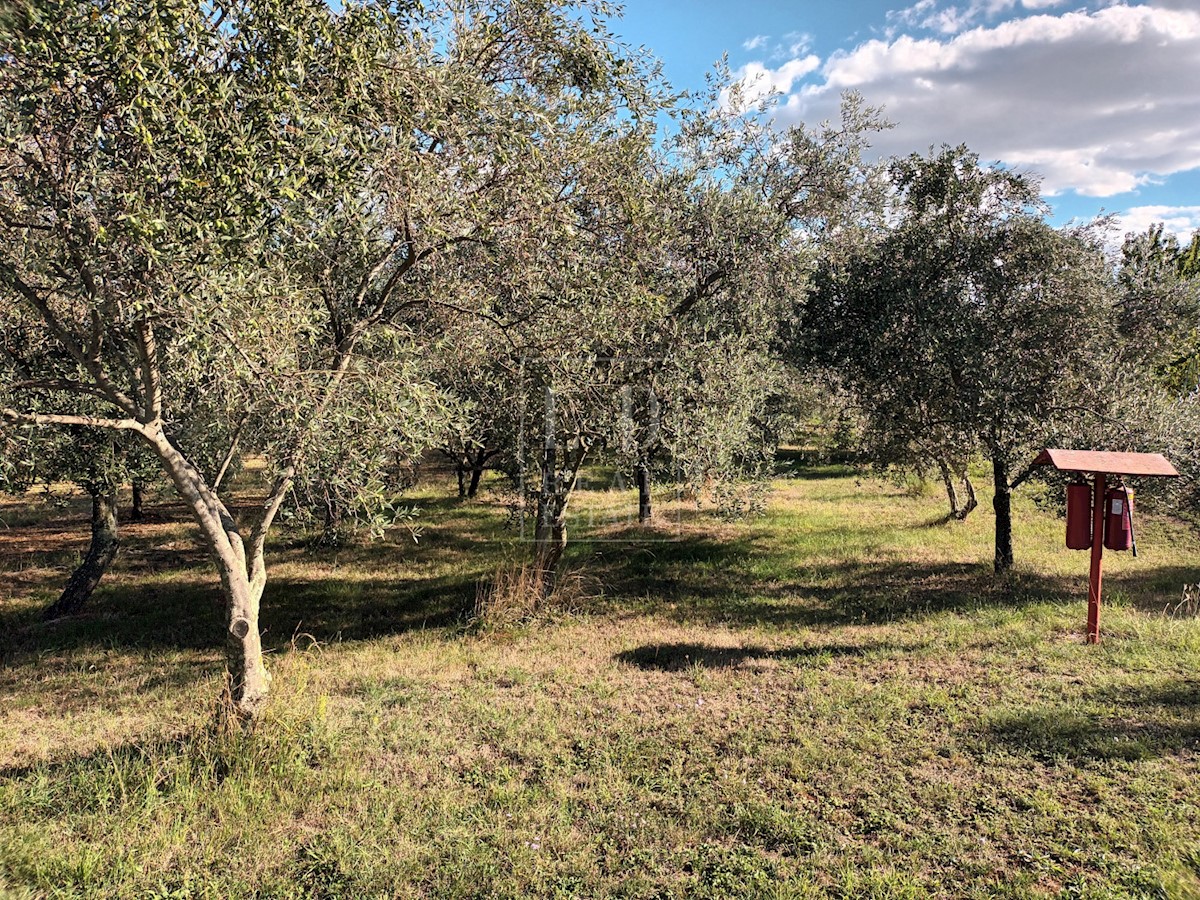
471, 561, 600, 629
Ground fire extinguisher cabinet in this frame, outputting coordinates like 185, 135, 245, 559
1031, 449, 1178, 644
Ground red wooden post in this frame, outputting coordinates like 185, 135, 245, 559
1086, 472, 1105, 644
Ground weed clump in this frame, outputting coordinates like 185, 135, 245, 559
471, 563, 594, 630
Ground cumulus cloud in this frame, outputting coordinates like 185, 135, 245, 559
889, 0, 1069, 34
733, 55, 822, 108
748, 3, 1200, 197
1113, 205, 1200, 241
784, 31, 814, 57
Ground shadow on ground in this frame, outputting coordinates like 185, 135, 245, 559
3, 482, 1197, 674
985, 678, 1200, 762
614, 640, 890, 671
0, 493, 490, 668
0, 569, 479, 661
586, 529, 1088, 629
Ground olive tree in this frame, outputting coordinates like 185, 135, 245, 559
1117, 224, 1200, 395
1, 0, 656, 721
0, 1, 374, 723
496, 85, 887, 582
0, 414, 132, 619
618, 82, 887, 521
805, 146, 1117, 572
1075, 225, 1200, 519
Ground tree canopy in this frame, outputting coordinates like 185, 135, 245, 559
804, 146, 1118, 571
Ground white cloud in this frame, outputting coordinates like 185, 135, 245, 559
746, 3, 1200, 197
1113, 205, 1200, 241
784, 31, 814, 56
732, 55, 822, 108
742, 34, 769, 51
888, 0, 1070, 34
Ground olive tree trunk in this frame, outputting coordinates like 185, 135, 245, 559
146, 423, 285, 722
937, 458, 979, 521
992, 453, 1013, 573
635, 461, 652, 523
534, 440, 566, 586
936, 457, 961, 519
532, 436, 587, 590
961, 472, 978, 519
447, 447, 494, 499
533, 505, 567, 586
464, 448, 496, 499
466, 449, 491, 499
130, 478, 145, 520
42, 484, 119, 620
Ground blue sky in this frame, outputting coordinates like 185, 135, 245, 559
616, 0, 1200, 241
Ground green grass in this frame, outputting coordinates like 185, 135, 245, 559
1, 467, 1199, 898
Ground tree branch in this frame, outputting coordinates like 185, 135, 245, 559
2, 408, 148, 434
213, 411, 249, 492
0, 262, 142, 417
11, 378, 113, 401
247, 463, 297, 594
135, 318, 163, 420
1008, 463, 1038, 492
669, 269, 724, 320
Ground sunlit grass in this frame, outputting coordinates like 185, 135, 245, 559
1, 464, 1199, 898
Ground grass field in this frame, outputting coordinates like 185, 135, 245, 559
2, 464, 1199, 899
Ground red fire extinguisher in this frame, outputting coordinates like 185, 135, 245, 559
1103, 484, 1136, 555
1065, 482, 1092, 550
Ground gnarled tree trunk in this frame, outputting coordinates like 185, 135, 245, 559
960, 472, 978, 519
534, 438, 565, 589
447, 446, 494, 499
533, 505, 567, 590
532, 432, 587, 592
937, 458, 979, 521
467, 448, 497, 499
936, 457, 961, 519
147, 424, 281, 723
42, 483, 119, 620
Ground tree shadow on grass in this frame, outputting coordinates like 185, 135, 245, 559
4, 478, 1194, 675
1110, 565, 1200, 616
614, 640, 892, 672
259, 573, 474, 646
0, 571, 479, 663
985, 678, 1200, 762
0, 487, 510, 668
587, 530, 1080, 629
